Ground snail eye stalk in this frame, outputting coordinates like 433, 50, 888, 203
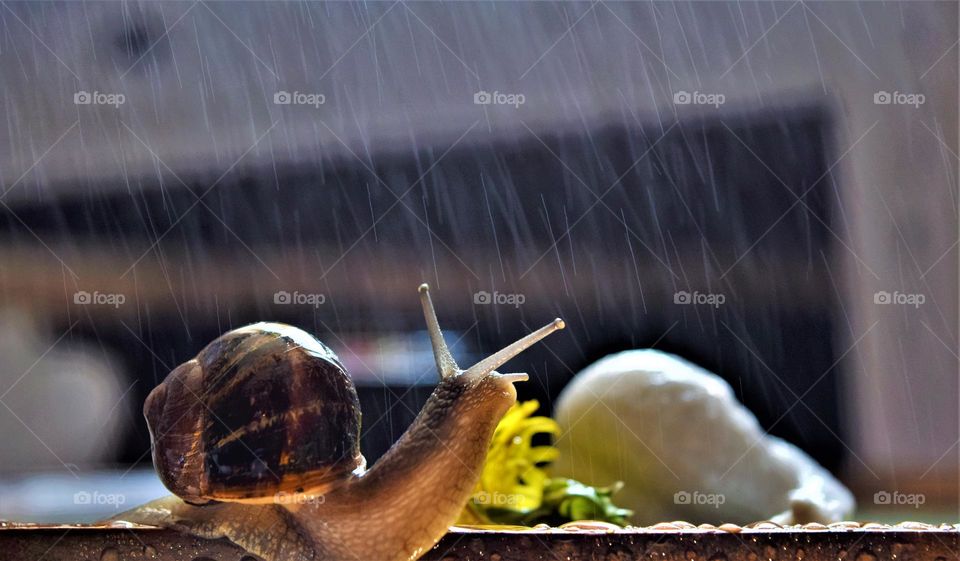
419, 284, 460, 380
462, 318, 565, 381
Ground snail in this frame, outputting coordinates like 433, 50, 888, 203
115, 284, 564, 561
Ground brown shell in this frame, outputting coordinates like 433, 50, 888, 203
144, 322, 364, 504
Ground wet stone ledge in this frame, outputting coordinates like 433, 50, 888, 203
0, 521, 957, 561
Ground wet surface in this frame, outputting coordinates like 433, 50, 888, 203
1, 522, 958, 561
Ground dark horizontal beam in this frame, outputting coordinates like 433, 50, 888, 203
1, 522, 957, 561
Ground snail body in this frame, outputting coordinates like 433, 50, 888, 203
116, 285, 564, 561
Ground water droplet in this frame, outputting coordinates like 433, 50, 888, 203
708, 554, 727, 561
100, 548, 120, 561
855, 551, 877, 561
142, 545, 158, 558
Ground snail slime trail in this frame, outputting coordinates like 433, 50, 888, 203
113, 284, 564, 561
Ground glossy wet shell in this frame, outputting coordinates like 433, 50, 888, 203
144, 322, 363, 504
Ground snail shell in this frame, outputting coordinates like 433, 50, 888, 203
144, 322, 364, 505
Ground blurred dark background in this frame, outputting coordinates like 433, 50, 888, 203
1, 109, 839, 466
